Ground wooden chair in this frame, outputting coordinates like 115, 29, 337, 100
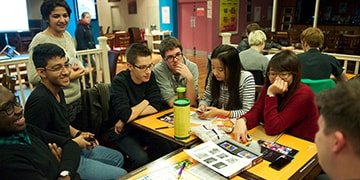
339, 34, 360, 55
323, 31, 341, 53
113, 31, 130, 62
128, 27, 147, 46
1, 73, 16, 93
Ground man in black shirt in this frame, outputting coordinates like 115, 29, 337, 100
105, 43, 176, 170
25, 43, 127, 179
0, 85, 80, 180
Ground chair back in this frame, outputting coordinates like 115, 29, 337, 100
108, 51, 120, 81
248, 70, 265, 85
339, 34, 360, 55
301, 79, 336, 94
1, 74, 16, 93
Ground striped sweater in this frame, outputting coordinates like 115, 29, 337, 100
200, 70, 255, 118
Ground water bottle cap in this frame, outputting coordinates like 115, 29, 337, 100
176, 87, 186, 93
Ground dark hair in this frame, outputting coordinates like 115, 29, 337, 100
41, 0, 72, 21
264, 50, 301, 111
81, 12, 90, 19
126, 43, 152, 65
209, 44, 242, 110
159, 37, 183, 58
316, 80, 360, 156
32, 43, 66, 68
246, 23, 261, 35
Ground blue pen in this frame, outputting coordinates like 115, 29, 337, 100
177, 162, 186, 179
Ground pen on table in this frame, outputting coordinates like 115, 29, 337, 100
177, 162, 186, 179
155, 125, 173, 130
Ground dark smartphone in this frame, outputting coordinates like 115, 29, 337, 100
85, 137, 96, 143
269, 155, 292, 170
258, 140, 298, 157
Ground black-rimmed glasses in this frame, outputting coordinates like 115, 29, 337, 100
0, 96, 21, 116
132, 63, 154, 71
165, 52, 183, 62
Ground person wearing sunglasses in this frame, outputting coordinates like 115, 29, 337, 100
104, 43, 176, 170
0, 85, 81, 179
153, 37, 199, 107
25, 43, 127, 179
233, 50, 319, 143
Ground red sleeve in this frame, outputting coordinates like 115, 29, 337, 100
243, 86, 267, 129
262, 86, 315, 135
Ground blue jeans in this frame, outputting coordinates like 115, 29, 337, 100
77, 145, 127, 179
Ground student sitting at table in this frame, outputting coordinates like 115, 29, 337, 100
233, 50, 319, 143
298, 27, 347, 81
104, 43, 176, 170
315, 80, 360, 179
197, 44, 255, 119
153, 37, 199, 107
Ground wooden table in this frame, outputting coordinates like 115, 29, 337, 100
122, 126, 319, 180
131, 108, 200, 148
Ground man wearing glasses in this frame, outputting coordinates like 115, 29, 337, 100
153, 37, 199, 107
0, 85, 81, 179
104, 43, 176, 170
24, 43, 127, 179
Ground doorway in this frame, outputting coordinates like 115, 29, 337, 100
178, 1, 208, 57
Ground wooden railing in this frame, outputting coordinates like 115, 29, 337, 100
225, 40, 360, 75
0, 36, 110, 105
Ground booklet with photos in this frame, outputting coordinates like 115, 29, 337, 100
184, 138, 262, 178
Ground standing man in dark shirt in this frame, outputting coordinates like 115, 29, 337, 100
298, 27, 347, 81
104, 43, 176, 170
25, 43, 127, 179
0, 85, 80, 180
75, 12, 95, 51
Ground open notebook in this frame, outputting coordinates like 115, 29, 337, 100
184, 138, 262, 178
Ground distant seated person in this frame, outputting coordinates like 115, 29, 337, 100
0, 86, 80, 179
153, 37, 199, 107
233, 50, 319, 143
315, 80, 360, 179
239, 30, 269, 77
237, 23, 294, 52
198, 44, 255, 119
298, 27, 347, 81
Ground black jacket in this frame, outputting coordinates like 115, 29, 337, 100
75, 21, 96, 50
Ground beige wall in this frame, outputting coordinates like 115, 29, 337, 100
97, 0, 159, 32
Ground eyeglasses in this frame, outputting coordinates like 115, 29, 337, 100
0, 96, 21, 116
43, 63, 72, 73
132, 63, 154, 71
267, 71, 293, 79
165, 52, 183, 62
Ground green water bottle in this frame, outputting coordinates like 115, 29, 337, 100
176, 87, 186, 99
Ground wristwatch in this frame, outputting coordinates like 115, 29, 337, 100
59, 170, 70, 177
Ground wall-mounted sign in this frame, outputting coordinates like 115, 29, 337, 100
219, 0, 239, 34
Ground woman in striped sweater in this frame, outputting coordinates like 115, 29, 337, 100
197, 44, 256, 119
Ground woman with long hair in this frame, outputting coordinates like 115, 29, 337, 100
233, 50, 319, 142
198, 44, 255, 119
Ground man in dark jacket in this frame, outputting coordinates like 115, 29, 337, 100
75, 12, 95, 51
0, 85, 80, 179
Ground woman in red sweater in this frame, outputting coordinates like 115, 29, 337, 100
233, 50, 319, 142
